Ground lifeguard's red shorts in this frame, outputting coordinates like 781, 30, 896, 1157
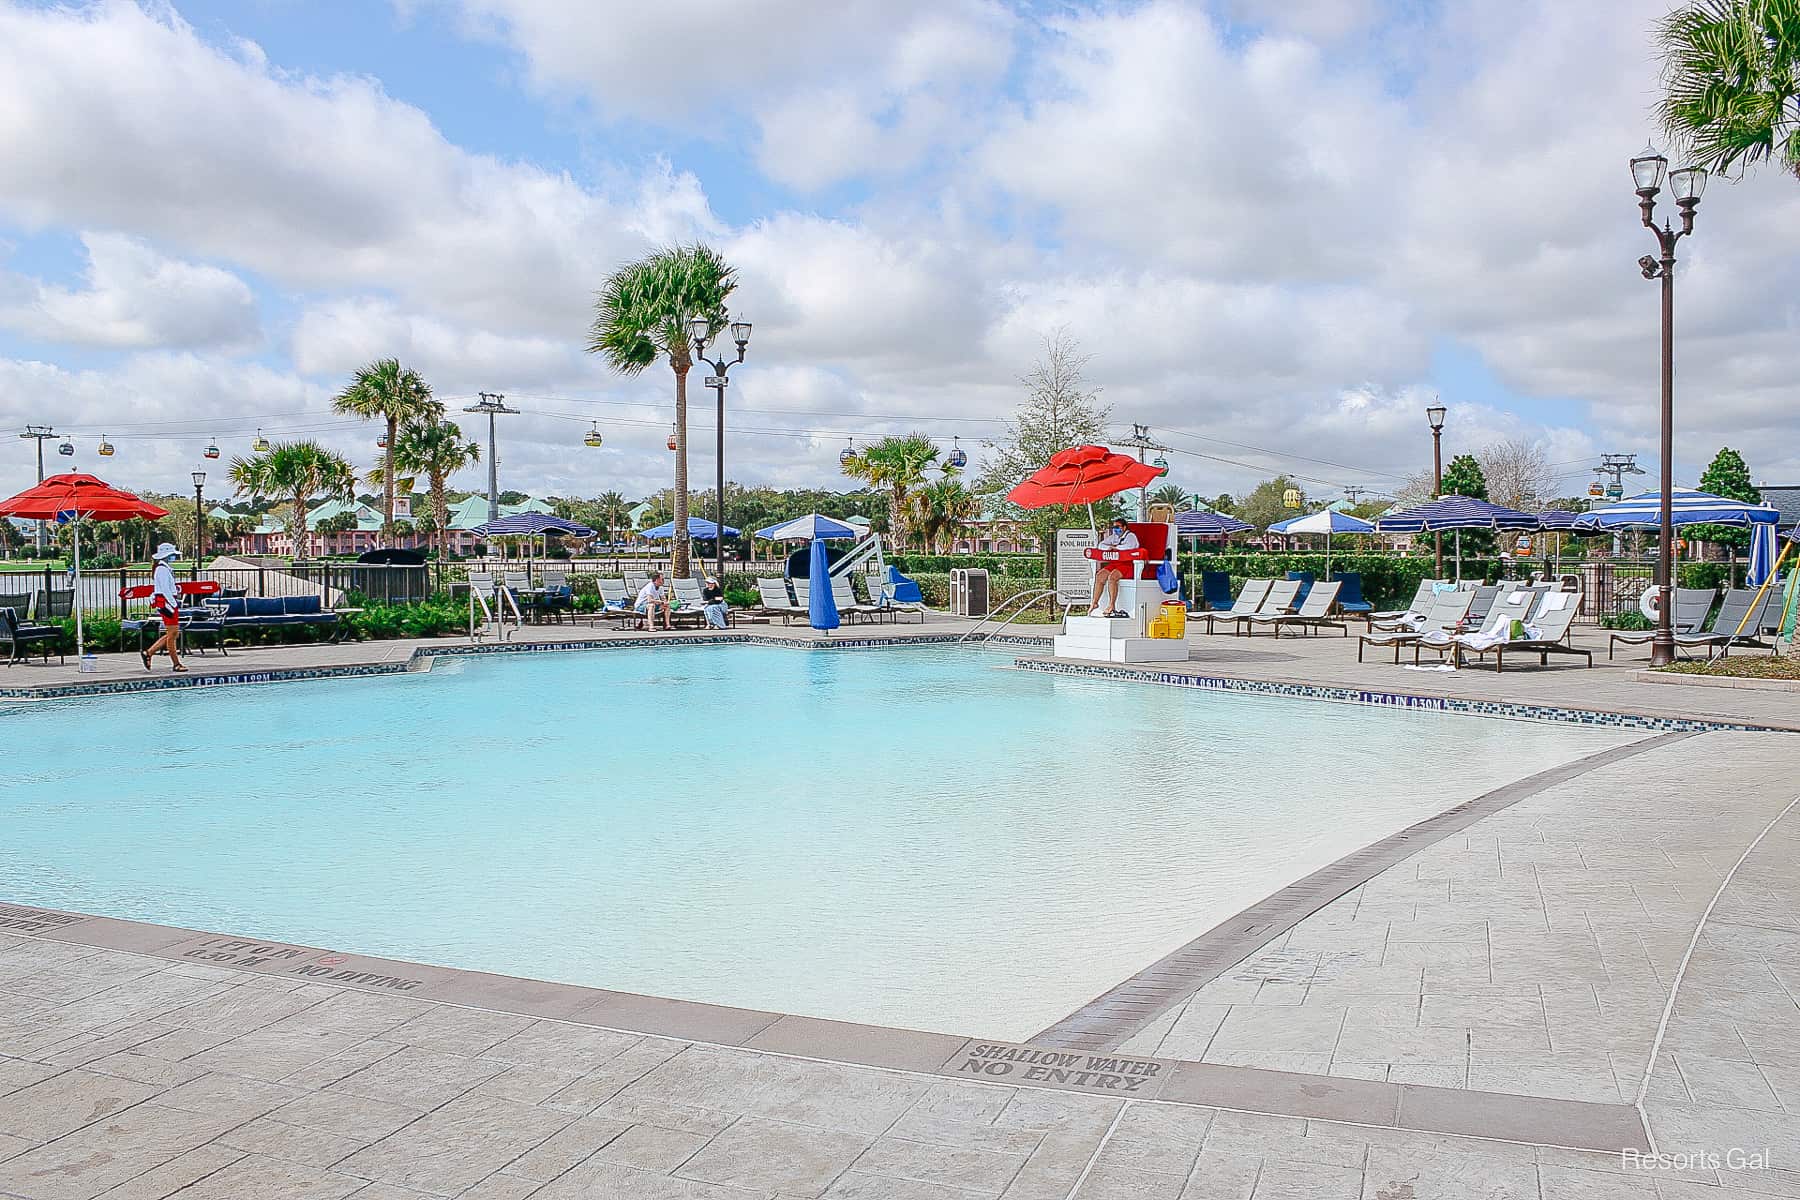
155, 605, 179, 629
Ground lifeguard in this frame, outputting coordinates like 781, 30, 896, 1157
1088, 517, 1144, 617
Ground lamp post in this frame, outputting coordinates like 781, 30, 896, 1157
191, 470, 206, 580
1426, 402, 1446, 577
1631, 146, 1706, 667
688, 316, 751, 585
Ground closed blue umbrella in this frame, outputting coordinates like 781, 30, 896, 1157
807, 537, 839, 632
1748, 521, 1778, 589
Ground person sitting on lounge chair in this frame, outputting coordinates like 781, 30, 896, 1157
701, 576, 729, 629
635, 571, 673, 631
1091, 517, 1139, 617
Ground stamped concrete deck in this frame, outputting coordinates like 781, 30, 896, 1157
2, 622, 1797, 1196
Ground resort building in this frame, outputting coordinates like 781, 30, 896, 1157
218, 494, 556, 557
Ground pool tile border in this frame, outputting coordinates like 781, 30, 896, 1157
0, 902, 1649, 1154
1010, 654, 1789, 733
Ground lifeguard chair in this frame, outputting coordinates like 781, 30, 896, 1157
1052, 520, 1188, 662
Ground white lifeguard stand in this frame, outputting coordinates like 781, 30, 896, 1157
1052, 520, 1189, 662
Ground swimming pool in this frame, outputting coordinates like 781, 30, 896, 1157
2, 644, 1639, 1038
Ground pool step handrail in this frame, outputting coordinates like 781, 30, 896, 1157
466, 572, 519, 642
959, 586, 1060, 645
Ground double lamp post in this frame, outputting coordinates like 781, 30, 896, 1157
686, 317, 752, 584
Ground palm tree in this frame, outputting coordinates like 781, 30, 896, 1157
1149, 483, 1188, 512
588, 244, 738, 577
1657, 0, 1800, 180
331, 359, 442, 539
841, 433, 941, 550
594, 490, 632, 547
909, 478, 980, 553
228, 441, 359, 559
371, 419, 481, 561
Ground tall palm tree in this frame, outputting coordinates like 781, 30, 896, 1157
588, 244, 738, 577
594, 490, 632, 547
1657, 0, 1800, 180
227, 441, 359, 559
1148, 483, 1188, 512
841, 433, 942, 551
331, 359, 442, 539
370, 419, 481, 561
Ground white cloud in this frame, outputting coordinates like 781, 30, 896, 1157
290, 298, 581, 392
0, 232, 258, 350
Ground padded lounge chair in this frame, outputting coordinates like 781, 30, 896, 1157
830, 576, 879, 624
1, 606, 62, 665
1608, 587, 1715, 659
1413, 590, 1535, 665
1677, 587, 1776, 658
1286, 571, 1315, 606
595, 577, 639, 626
1455, 592, 1589, 671
755, 577, 807, 625
1210, 579, 1297, 635
867, 574, 926, 623
1357, 589, 1474, 662
1197, 578, 1269, 630
1368, 580, 1441, 627
1247, 580, 1344, 637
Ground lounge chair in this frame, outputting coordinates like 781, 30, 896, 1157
1247, 580, 1344, 637
1677, 587, 1776, 658
830, 576, 879, 624
867, 574, 926, 623
670, 578, 712, 628
1210, 579, 1296, 635
755, 577, 807, 625
1357, 589, 1475, 662
1197, 578, 1270, 630
1368, 580, 1440, 627
1333, 573, 1374, 619
1, 606, 61, 665
1199, 571, 1234, 612
1413, 590, 1535, 665
1286, 571, 1315, 606
1608, 587, 1715, 659
1462, 584, 1501, 625
595, 577, 638, 626
1455, 592, 1590, 671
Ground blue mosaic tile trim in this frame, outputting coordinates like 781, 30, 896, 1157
0, 661, 410, 701
1008, 656, 1786, 734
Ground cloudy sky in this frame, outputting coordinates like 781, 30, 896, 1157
0, 0, 1794, 506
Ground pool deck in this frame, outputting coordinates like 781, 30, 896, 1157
2, 619, 1798, 1196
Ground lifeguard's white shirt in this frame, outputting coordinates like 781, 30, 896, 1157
151, 561, 179, 609
1099, 529, 1140, 551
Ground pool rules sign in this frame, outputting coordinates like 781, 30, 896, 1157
1056, 528, 1096, 607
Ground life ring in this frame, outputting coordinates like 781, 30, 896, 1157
1639, 587, 1663, 621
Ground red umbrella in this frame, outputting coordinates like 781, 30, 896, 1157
0, 473, 169, 656
0, 472, 168, 522
1006, 445, 1163, 509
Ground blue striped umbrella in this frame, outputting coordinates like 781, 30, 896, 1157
470, 513, 595, 538
1173, 510, 1253, 536
1573, 487, 1779, 530
1533, 508, 1583, 530
1373, 495, 1538, 533
755, 513, 859, 540
1267, 509, 1374, 577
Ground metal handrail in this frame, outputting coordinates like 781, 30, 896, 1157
958, 586, 1061, 644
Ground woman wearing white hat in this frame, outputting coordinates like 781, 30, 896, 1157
144, 543, 187, 673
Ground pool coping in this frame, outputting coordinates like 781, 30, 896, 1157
0, 901, 1650, 1154
1031, 730, 1697, 1052
1010, 654, 1795, 733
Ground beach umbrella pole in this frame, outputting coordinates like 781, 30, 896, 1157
72, 516, 83, 658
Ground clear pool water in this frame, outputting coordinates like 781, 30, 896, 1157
2, 645, 1638, 1038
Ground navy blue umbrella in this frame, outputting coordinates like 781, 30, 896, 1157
1374, 496, 1538, 534
470, 512, 595, 538
807, 537, 839, 632
1174, 510, 1253, 536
